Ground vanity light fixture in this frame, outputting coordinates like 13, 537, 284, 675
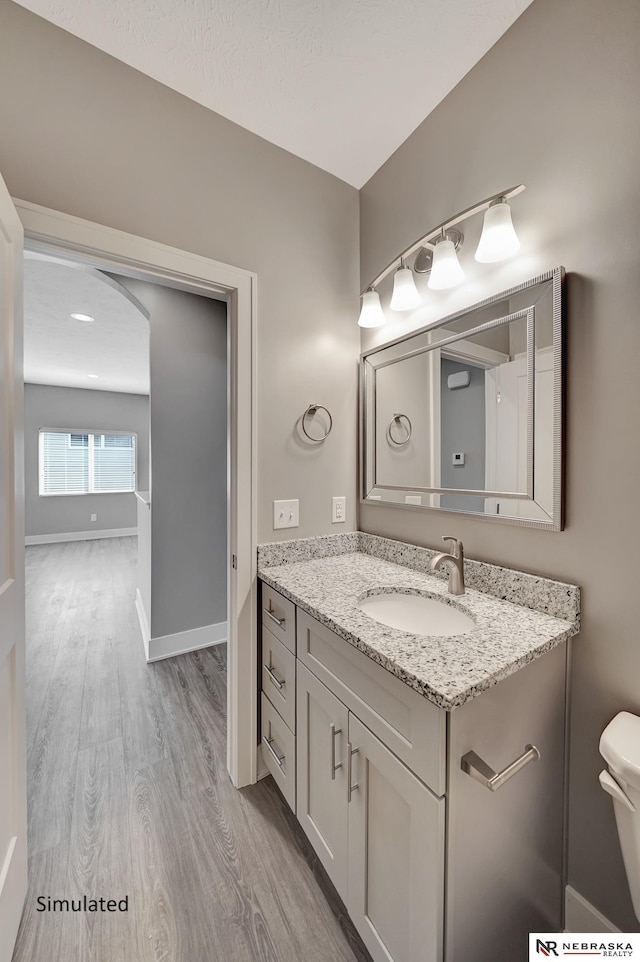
475, 198, 521, 263
427, 231, 465, 290
71, 312, 95, 322
358, 184, 525, 327
389, 261, 422, 311
358, 288, 386, 328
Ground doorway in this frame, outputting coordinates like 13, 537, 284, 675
17, 197, 258, 789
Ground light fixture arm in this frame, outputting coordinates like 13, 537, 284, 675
361, 184, 525, 294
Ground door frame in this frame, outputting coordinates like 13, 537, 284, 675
14, 198, 258, 788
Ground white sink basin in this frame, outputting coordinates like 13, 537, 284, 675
358, 591, 475, 637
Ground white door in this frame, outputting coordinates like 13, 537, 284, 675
296, 661, 349, 902
485, 349, 553, 520
347, 715, 445, 962
0, 175, 27, 960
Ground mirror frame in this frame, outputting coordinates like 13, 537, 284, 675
359, 266, 565, 530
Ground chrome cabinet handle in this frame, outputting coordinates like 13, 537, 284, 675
347, 741, 359, 803
461, 744, 540, 792
264, 664, 285, 691
262, 734, 285, 769
264, 606, 285, 629
330, 723, 343, 780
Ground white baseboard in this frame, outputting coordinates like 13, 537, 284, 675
135, 589, 227, 663
565, 885, 620, 933
26, 527, 137, 545
147, 619, 227, 663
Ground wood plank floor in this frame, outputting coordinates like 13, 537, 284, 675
14, 537, 370, 962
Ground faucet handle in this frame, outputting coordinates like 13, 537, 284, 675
442, 536, 463, 558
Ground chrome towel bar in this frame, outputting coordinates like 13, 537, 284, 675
461, 744, 540, 792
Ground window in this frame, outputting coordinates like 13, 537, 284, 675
39, 430, 136, 496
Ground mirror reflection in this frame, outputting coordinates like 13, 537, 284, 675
362, 268, 564, 529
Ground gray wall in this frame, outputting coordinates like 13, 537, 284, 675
375, 352, 432, 489
24, 384, 149, 537
359, 0, 640, 930
440, 359, 485, 513
0, 0, 360, 544
121, 279, 228, 639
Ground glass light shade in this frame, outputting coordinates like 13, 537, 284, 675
427, 238, 465, 290
358, 289, 386, 328
390, 266, 421, 311
475, 201, 521, 263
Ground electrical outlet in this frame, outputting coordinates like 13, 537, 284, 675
273, 499, 299, 530
90, 513, 97, 522
332, 496, 346, 524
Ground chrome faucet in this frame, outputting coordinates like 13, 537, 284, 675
429, 536, 465, 595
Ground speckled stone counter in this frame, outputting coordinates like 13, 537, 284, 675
258, 534, 580, 710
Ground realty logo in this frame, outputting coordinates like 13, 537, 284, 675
530, 933, 638, 958
536, 942, 559, 957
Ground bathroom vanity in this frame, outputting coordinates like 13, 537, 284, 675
257, 534, 580, 962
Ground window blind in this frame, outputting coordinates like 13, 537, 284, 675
39, 431, 136, 496
93, 434, 136, 492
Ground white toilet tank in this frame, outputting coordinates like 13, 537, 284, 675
600, 711, 640, 921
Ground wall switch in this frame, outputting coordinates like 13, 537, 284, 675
273, 499, 299, 530
332, 496, 346, 524
90, 513, 97, 522
452, 452, 465, 466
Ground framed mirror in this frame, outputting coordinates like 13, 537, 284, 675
360, 267, 565, 529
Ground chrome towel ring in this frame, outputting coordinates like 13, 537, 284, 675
387, 413, 412, 446
302, 404, 333, 442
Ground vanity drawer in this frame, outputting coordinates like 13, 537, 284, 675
297, 610, 446, 796
261, 693, 296, 812
262, 625, 296, 733
261, 583, 296, 654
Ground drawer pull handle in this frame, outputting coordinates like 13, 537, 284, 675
264, 606, 286, 629
330, 723, 342, 780
262, 734, 285, 769
264, 664, 285, 691
347, 741, 359, 803
461, 744, 540, 792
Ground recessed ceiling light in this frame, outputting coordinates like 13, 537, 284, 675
87, 374, 99, 379
71, 312, 95, 322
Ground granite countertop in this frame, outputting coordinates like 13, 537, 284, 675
258, 546, 580, 711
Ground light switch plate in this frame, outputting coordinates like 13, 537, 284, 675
273, 499, 299, 529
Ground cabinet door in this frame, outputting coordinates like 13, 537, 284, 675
347, 715, 444, 962
296, 661, 349, 902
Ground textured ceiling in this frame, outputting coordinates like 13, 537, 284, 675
24, 254, 150, 395
13, 0, 534, 187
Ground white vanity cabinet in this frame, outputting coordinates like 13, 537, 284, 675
259, 582, 567, 962
296, 660, 444, 962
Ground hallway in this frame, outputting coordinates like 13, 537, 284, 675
14, 538, 367, 962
